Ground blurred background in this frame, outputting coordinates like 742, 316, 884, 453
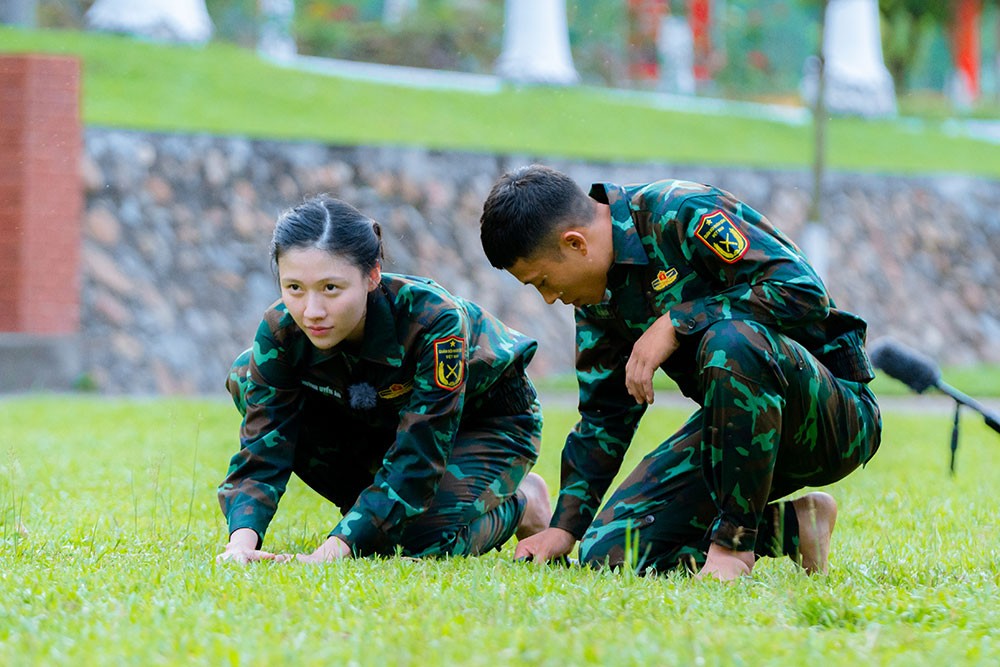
8, 0, 999, 111
1, 0, 998, 395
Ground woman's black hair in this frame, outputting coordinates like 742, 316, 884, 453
270, 195, 383, 274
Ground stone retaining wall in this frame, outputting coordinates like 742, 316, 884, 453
80, 128, 1000, 393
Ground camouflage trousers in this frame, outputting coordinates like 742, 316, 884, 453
580, 319, 882, 571
227, 350, 542, 558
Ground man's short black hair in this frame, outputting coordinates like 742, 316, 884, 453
479, 164, 594, 269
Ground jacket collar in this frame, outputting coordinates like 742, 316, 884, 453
356, 282, 405, 367
589, 182, 648, 266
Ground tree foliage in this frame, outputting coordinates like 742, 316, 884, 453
878, 0, 951, 91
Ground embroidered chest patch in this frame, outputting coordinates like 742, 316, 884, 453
433, 336, 465, 390
651, 268, 678, 291
695, 210, 748, 263
378, 382, 413, 400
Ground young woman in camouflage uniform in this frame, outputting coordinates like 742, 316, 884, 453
479, 165, 882, 580
217, 195, 550, 564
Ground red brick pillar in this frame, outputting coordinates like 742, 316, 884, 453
0, 54, 82, 334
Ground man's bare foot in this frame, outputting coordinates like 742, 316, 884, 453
515, 472, 552, 540
696, 543, 755, 581
791, 492, 837, 575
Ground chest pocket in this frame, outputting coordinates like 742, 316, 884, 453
608, 266, 664, 337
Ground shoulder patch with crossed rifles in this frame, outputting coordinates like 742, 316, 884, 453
433, 336, 465, 390
695, 209, 748, 263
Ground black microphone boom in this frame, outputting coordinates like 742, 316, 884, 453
869, 337, 1000, 436
867, 337, 940, 394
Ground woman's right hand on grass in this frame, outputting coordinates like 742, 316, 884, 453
217, 527, 276, 564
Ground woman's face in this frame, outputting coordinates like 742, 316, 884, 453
277, 246, 380, 350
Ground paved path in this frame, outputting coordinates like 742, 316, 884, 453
272, 53, 1000, 144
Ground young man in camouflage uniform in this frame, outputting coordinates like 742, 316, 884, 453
479, 165, 882, 579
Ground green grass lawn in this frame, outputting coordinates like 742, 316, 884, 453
2, 27, 998, 662
2, 26, 999, 177
2, 396, 998, 665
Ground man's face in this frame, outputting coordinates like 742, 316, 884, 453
508, 242, 608, 308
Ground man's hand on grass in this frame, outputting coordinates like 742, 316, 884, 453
513, 527, 576, 563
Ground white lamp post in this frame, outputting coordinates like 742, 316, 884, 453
802, 0, 896, 117
86, 0, 213, 44
496, 0, 579, 85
